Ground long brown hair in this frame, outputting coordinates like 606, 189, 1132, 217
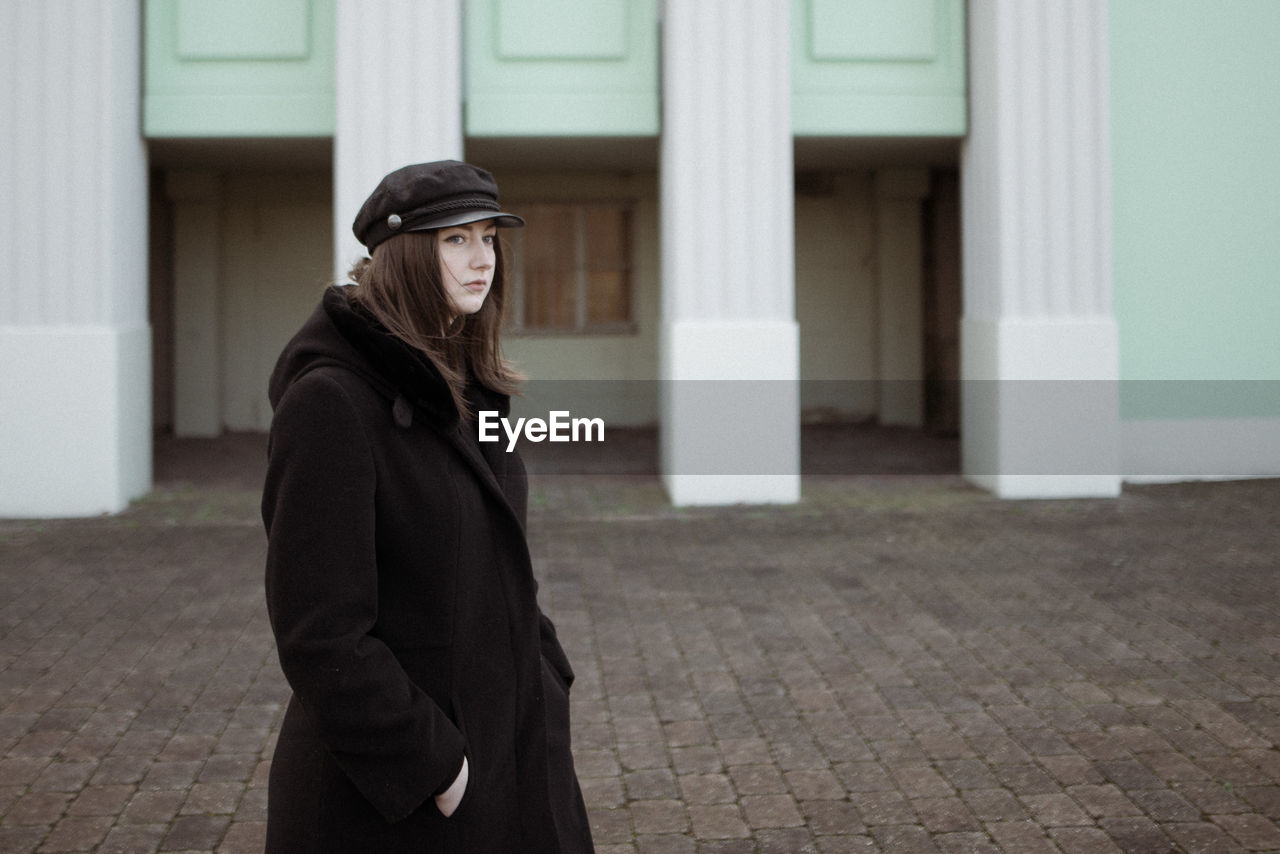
345, 230, 522, 418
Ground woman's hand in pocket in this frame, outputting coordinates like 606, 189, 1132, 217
434, 755, 468, 818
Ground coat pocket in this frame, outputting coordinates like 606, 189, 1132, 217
442, 696, 478, 824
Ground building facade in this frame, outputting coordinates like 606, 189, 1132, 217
2, 0, 1278, 517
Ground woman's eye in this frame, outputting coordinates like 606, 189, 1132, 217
483, 234, 496, 244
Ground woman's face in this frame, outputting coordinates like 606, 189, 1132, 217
437, 220, 497, 318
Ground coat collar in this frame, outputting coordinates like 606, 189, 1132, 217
322, 286, 465, 429
320, 286, 524, 528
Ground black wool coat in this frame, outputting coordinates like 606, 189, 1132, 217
261, 286, 593, 853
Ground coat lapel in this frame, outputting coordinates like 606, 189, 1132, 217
439, 417, 527, 536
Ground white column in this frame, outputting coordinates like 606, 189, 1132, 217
0, 1, 150, 517
960, 0, 1120, 498
874, 168, 929, 428
333, 0, 464, 277
659, 0, 799, 505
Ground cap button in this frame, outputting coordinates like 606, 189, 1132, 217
387, 213, 402, 230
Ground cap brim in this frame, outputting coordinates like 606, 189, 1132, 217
406, 209, 525, 231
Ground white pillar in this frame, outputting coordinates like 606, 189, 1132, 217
333, 0, 464, 277
0, 1, 150, 517
659, 0, 799, 505
960, 0, 1120, 498
874, 168, 929, 428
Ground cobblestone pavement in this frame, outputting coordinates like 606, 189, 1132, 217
2, 434, 1279, 852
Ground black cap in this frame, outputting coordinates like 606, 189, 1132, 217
352, 160, 524, 253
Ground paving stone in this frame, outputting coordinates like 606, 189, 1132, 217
849, 790, 915, 826
868, 823, 939, 853
180, 781, 243, 815
1066, 783, 1143, 819
1139, 750, 1211, 783
575, 748, 623, 778
588, 807, 634, 845
1199, 755, 1274, 788
962, 788, 1027, 822
1238, 784, 1280, 818
695, 840, 755, 854
30, 758, 97, 792
1162, 820, 1247, 853
1100, 816, 1178, 852
96, 823, 166, 854
1177, 780, 1252, 815
157, 733, 217, 762
1046, 825, 1124, 853
618, 741, 668, 772
802, 800, 864, 836
624, 768, 678, 801
39, 814, 114, 851
717, 737, 772, 766
663, 720, 712, 747
159, 814, 230, 851
65, 784, 135, 817
1095, 759, 1166, 791
678, 774, 734, 805
688, 804, 750, 839
1212, 813, 1280, 850
912, 795, 980, 833
197, 753, 257, 783
216, 819, 267, 853
90, 756, 152, 786
740, 794, 804, 829
772, 739, 830, 771
891, 765, 954, 798
630, 799, 690, 834
755, 826, 816, 852
670, 746, 721, 776
1128, 787, 1201, 823
994, 763, 1060, 796
581, 774, 626, 809
728, 764, 786, 795
232, 786, 267, 822
914, 733, 975, 761
0, 827, 47, 854
1021, 793, 1093, 827
120, 790, 185, 825
833, 761, 894, 793
785, 768, 845, 801
814, 836, 878, 854
5, 790, 72, 826
934, 832, 1000, 854
636, 834, 697, 854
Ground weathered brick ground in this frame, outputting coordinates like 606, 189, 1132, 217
2, 432, 1278, 852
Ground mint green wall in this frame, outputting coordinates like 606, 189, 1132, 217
144, 0, 966, 139
791, 0, 967, 136
144, 0, 335, 137
1112, 1, 1280, 418
464, 0, 660, 136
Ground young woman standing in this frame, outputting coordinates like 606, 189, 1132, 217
262, 161, 594, 852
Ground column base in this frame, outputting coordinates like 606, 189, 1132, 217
0, 326, 152, 517
961, 316, 1121, 498
660, 320, 800, 505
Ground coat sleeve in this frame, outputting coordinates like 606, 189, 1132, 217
262, 372, 466, 823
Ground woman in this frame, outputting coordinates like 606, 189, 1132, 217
261, 161, 594, 852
